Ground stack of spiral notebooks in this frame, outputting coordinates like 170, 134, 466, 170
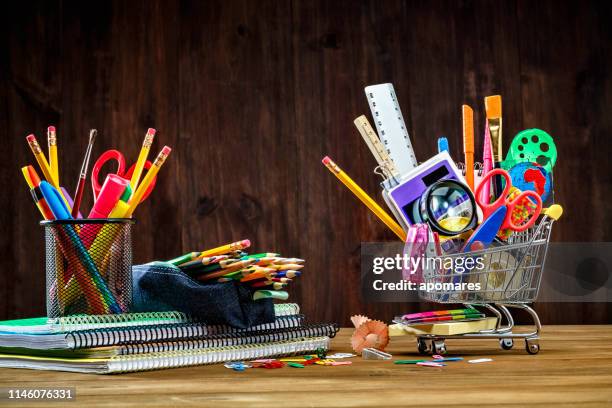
0, 303, 338, 374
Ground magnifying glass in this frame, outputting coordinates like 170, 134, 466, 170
411, 179, 477, 236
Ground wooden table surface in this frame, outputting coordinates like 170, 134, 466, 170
1, 326, 611, 407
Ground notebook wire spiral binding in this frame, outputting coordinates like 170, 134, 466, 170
65, 314, 306, 349
107, 337, 331, 374
117, 323, 339, 355
46, 303, 300, 332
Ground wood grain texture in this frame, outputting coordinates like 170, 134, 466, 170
1, 326, 612, 407
1, 0, 611, 324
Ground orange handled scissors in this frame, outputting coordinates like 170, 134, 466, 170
474, 168, 543, 232
91, 150, 157, 202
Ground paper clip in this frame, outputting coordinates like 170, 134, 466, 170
329, 361, 352, 366
468, 358, 493, 364
224, 362, 251, 371
434, 357, 464, 362
302, 357, 320, 366
417, 361, 446, 368
326, 353, 356, 359
362, 348, 392, 360
251, 360, 284, 369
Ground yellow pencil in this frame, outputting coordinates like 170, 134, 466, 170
125, 146, 171, 217
194, 239, 252, 260
27, 133, 72, 210
47, 126, 59, 185
26, 134, 57, 188
130, 128, 156, 192
322, 156, 407, 241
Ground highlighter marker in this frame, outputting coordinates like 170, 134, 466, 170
88, 174, 130, 219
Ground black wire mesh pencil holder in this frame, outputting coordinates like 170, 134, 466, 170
42, 219, 134, 318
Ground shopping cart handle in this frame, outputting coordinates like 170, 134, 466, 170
543, 204, 563, 221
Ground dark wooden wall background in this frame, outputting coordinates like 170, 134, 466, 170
1, 0, 611, 325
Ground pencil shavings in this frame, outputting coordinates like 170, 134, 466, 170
350, 314, 370, 329
351, 320, 390, 354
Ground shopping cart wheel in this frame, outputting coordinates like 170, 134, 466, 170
500, 338, 514, 350
417, 338, 430, 355
525, 339, 540, 354
432, 340, 447, 355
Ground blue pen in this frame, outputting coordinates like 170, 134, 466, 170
437, 137, 449, 153
40, 181, 72, 220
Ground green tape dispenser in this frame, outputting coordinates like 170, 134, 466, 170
502, 128, 557, 173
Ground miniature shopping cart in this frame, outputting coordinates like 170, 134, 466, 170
411, 205, 562, 355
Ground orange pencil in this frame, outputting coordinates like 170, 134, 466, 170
21, 166, 54, 220
21, 166, 55, 220
240, 271, 274, 282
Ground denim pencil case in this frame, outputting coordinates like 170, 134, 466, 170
131, 262, 275, 328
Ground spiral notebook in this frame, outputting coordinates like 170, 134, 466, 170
0, 303, 300, 335
0, 336, 331, 374
0, 323, 339, 359
0, 314, 305, 350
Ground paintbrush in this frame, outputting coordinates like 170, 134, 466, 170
485, 95, 502, 195
71, 129, 97, 218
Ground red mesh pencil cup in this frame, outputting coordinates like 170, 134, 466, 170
42, 218, 134, 318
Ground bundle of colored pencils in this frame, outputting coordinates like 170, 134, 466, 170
165, 239, 304, 300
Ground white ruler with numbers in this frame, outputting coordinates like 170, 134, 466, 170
364, 83, 417, 176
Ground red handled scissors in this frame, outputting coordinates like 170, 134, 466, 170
91, 150, 157, 201
474, 168, 543, 232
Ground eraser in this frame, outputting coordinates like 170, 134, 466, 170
147, 128, 156, 135
47, 126, 56, 132
161, 146, 172, 155
322, 156, 331, 165
26, 134, 36, 142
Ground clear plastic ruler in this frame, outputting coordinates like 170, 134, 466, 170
364, 83, 417, 176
